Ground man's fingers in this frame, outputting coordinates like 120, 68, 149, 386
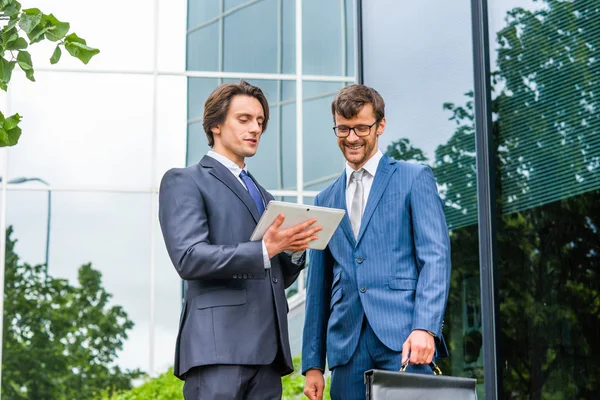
271, 214, 285, 230
401, 340, 410, 364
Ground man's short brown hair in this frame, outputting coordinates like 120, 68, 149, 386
202, 80, 270, 147
331, 84, 385, 123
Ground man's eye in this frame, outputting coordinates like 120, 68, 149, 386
239, 119, 248, 123
355, 126, 369, 133
338, 127, 350, 133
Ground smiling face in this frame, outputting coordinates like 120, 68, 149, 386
211, 94, 265, 167
335, 103, 386, 170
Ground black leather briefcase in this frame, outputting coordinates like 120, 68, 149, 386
364, 362, 477, 400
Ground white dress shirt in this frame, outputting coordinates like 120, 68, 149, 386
207, 151, 303, 269
345, 149, 383, 218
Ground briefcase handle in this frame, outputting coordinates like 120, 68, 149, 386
399, 361, 443, 376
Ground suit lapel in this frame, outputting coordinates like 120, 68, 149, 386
332, 170, 356, 245
200, 156, 261, 223
356, 155, 397, 245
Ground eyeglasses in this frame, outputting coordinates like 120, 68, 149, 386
333, 121, 378, 138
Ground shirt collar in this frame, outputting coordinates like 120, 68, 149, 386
207, 150, 247, 178
345, 150, 383, 187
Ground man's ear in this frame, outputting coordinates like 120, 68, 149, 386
211, 125, 221, 136
376, 117, 386, 136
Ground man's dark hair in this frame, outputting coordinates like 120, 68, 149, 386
331, 84, 385, 123
203, 80, 270, 147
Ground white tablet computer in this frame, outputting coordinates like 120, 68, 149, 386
250, 201, 345, 250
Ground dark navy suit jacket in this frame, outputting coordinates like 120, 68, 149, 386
302, 155, 451, 372
159, 155, 304, 379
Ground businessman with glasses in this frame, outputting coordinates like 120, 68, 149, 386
302, 84, 451, 400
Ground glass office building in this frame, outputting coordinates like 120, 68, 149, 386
185, 0, 600, 399
0, 0, 598, 399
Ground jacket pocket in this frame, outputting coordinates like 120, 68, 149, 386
195, 288, 247, 309
388, 278, 417, 290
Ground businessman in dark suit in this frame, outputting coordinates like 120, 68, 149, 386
302, 84, 451, 400
159, 80, 321, 400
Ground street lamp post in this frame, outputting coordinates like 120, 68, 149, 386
0, 177, 51, 266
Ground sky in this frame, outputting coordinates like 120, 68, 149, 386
0, 0, 542, 377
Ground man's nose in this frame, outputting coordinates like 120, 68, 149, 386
346, 129, 360, 141
249, 120, 261, 133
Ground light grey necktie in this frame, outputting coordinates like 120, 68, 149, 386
350, 168, 365, 239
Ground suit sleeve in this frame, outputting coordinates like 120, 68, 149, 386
302, 196, 334, 374
410, 166, 452, 337
278, 251, 305, 289
159, 168, 265, 281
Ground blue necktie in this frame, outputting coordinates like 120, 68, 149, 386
240, 170, 265, 216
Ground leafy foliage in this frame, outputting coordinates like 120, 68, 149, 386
2, 227, 143, 399
0, 0, 99, 146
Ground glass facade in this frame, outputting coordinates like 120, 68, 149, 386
489, 0, 600, 398
0, 0, 187, 397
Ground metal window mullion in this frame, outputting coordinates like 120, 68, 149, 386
295, 0, 303, 205
341, 0, 347, 77
471, 0, 501, 398
148, 0, 161, 378
218, 0, 224, 85
355, 0, 364, 84
277, 0, 284, 191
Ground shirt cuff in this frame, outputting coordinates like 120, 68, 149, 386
262, 240, 271, 269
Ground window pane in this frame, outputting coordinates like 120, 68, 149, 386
363, 0, 482, 394
303, 81, 345, 192
490, 0, 600, 397
4, 190, 152, 396
186, 0, 295, 74
303, 0, 350, 76
8, 73, 153, 188
157, 76, 187, 186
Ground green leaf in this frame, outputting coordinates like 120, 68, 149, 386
65, 37, 100, 65
18, 8, 43, 34
2, 1, 20, 16
44, 14, 70, 42
50, 45, 61, 65
5, 125, 21, 146
0, 127, 9, 147
16, 50, 32, 70
65, 32, 86, 45
1, 27, 18, 45
17, 51, 34, 81
27, 24, 52, 44
0, 57, 16, 86
3, 113, 20, 130
6, 37, 28, 51
7, 16, 19, 31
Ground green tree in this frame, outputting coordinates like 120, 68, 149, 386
2, 227, 143, 399
0, 0, 99, 147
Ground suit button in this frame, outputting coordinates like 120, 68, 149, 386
233, 274, 238, 279
248, 273, 253, 278
356, 257, 363, 264
272, 277, 278, 283
360, 286, 367, 293
243, 274, 248, 279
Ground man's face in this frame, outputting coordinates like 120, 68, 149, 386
212, 95, 265, 167
335, 104, 385, 170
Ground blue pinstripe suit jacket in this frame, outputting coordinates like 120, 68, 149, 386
302, 154, 451, 372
